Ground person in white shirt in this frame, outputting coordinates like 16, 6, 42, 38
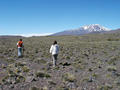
50, 41, 59, 67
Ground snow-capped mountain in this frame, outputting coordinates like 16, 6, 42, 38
79, 24, 110, 32
52, 24, 110, 36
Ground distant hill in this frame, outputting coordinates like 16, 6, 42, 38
0, 35, 23, 38
52, 24, 110, 36
103, 28, 120, 34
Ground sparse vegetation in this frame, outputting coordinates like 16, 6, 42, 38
35, 71, 51, 78
107, 66, 117, 71
0, 33, 120, 89
30, 86, 40, 90
63, 73, 76, 82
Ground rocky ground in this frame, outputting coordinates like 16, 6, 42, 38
0, 33, 120, 90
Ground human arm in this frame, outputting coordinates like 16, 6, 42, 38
50, 45, 53, 53
17, 42, 18, 48
57, 45, 59, 53
22, 43, 25, 51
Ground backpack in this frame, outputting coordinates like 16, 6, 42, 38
18, 41, 23, 47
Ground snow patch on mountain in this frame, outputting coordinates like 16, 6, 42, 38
52, 24, 111, 36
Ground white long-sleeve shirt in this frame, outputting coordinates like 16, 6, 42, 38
50, 44, 59, 55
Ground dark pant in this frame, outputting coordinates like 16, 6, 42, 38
52, 54, 58, 67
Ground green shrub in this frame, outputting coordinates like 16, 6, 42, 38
63, 73, 76, 82
30, 86, 40, 90
35, 71, 51, 78
107, 66, 117, 71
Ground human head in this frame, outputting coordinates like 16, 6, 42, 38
20, 39, 22, 41
53, 40, 57, 45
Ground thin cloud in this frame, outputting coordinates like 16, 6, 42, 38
4, 33, 53, 37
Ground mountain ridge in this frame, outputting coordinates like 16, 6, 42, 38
52, 24, 111, 36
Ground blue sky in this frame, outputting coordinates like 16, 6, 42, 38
0, 0, 120, 35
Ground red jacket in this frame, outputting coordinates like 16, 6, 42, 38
17, 41, 23, 47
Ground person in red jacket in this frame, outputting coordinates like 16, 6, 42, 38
17, 39, 24, 57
